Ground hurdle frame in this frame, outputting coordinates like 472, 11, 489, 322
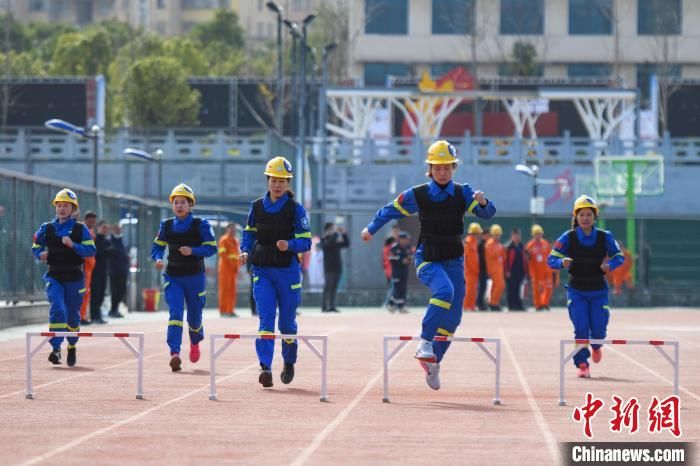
25, 331, 145, 400
382, 335, 501, 404
559, 338, 680, 406
208, 333, 329, 402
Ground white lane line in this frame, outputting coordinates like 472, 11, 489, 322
607, 346, 700, 403
499, 328, 559, 466
290, 339, 410, 466
21, 363, 260, 466
0, 353, 161, 400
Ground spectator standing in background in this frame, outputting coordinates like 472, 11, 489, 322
109, 223, 129, 318
90, 220, 111, 324
505, 228, 526, 311
79, 211, 97, 325
320, 222, 350, 313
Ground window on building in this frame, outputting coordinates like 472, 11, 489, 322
157, 0, 165, 8
569, 0, 612, 34
29, 0, 47, 11
433, 0, 473, 35
364, 63, 410, 87
365, 0, 408, 35
257, 22, 264, 38
258, 0, 263, 11
500, 0, 544, 35
637, 63, 681, 101
181, 0, 219, 10
638, 0, 681, 35
567, 63, 612, 77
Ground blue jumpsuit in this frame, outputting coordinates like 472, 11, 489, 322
548, 227, 624, 368
32, 219, 96, 350
241, 192, 311, 369
366, 180, 496, 362
151, 214, 217, 355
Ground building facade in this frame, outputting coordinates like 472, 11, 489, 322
349, 0, 700, 88
7, 0, 327, 41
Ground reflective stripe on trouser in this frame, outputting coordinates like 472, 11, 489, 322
44, 274, 85, 349
164, 272, 206, 354
252, 262, 301, 368
416, 255, 466, 363
566, 286, 610, 368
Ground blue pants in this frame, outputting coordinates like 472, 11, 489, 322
416, 254, 466, 363
567, 286, 610, 368
45, 274, 85, 350
164, 273, 206, 355
252, 262, 302, 368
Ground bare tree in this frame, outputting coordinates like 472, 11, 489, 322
644, 0, 682, 134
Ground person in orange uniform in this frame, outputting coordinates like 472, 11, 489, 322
609, 243, 634, 295
526, 224, 553, 311
79, 211, 97, 325
218, 222, 241, 317
485, 224, 505, 311
462, 222, 482, 311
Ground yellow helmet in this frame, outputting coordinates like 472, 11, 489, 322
264, 156, 293, 178
426, 140, 458, 165
169, 183, 196, 205
573, 195, 598, 216
489, 224, 503, 236
531, 224, 544, 236
468, 222, 483, 234
53, 188, 79, 208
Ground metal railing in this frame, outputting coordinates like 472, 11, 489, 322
0, 168, 245, 305
1, 127, 699, 168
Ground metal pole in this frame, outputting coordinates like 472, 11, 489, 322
297, 26, 307, 200
275, 13, 283, 132
626, 160, 636, 286
532, 173, 538, 223
92, 134, 98, 190
320, 54, 329, 208
289, 33, 297, 135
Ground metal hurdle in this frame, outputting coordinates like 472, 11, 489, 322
382, 335, 501, 404
208, 333, 329, 402
559, 338, 680, 406
26, 331, 145, 400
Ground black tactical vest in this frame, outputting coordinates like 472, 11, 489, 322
46, 222, 85, 282
567, 228, 608, 291
164, 217, 205, 276
413, 183, 466, 261
250, 195, 296, 268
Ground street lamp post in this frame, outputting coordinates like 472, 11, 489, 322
515, 163, 568, 221
297, 13, 316, 202
319, 43, 337, 209
123, 147, 164, 199
515, 163, 540, 221
45, 119, 101, 190
266, 1, 284, 133
283, 20, 299, 136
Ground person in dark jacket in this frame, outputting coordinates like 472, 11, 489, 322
90, 220, 112, 324
109, 223, 129, 318
476, 229, 490, 311
388, 231, 412, 313
320, 222, 349, 313
505, 228, 527, 311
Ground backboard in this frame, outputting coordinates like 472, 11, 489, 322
594, 154, 664, 198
